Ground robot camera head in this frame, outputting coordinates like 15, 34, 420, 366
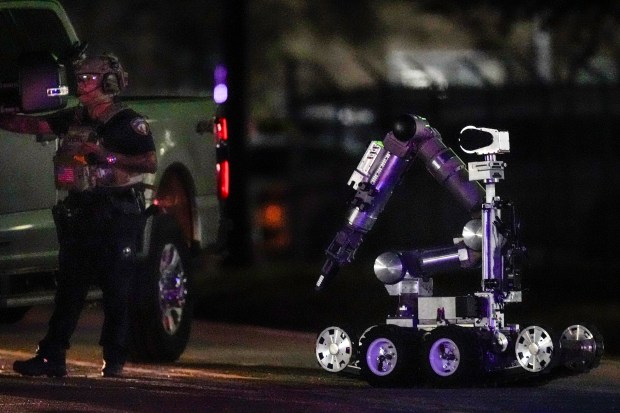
73, 53, 128, 95
459, 126, 510, 155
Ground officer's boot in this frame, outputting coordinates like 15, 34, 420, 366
13, 347, 67, 377
101, 346, 125, 378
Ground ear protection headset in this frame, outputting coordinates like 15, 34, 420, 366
101, 54, 128, 94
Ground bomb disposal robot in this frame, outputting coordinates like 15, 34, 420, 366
314, 114, 604, 386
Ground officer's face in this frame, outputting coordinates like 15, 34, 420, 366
76, 73, 100, 93
76, 73, 108, 106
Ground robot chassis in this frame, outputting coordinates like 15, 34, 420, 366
314, 114, 604, 386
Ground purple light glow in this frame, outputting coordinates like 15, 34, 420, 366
214, 64, 227, 84
214, 64, 228, 103
214, 84, 228, 104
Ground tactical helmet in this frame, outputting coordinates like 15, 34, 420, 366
74, 53, 128, 95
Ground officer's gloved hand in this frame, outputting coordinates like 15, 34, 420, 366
80, 142, 107, 165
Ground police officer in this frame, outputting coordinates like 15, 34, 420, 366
0, 53, 157, 378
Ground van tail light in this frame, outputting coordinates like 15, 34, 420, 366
214, 116, 228, 142
217, 160, 230, 200
213, 116, 229, 200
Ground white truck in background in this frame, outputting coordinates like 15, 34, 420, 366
0, 0, 230, 362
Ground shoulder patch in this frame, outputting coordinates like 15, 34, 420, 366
130, 117, 151, 136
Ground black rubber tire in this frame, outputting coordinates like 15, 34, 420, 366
359, 325, 416, 387
129, 214, 193, 362
421, 325, 482, 387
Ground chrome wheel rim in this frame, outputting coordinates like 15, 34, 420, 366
515, 326, 554, 372
428, 337, 460, 377
158, 243, 187, 335
365, 337, 398, 376
561, 324, 594, 342
316, 326, 354, 372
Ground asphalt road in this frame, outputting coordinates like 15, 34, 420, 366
0, 304, 619, 412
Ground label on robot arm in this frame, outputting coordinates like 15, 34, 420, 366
370, 153, 391, 186
348, 141, 384, 188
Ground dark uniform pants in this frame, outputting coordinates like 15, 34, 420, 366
39, 190, 143, 365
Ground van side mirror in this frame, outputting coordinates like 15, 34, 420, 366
18, 52, 69, 113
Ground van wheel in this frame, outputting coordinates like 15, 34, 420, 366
130, 214, 193, 362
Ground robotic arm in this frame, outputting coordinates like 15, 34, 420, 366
315, 114, 485, 291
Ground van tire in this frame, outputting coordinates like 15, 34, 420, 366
129, 214, 193, 362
